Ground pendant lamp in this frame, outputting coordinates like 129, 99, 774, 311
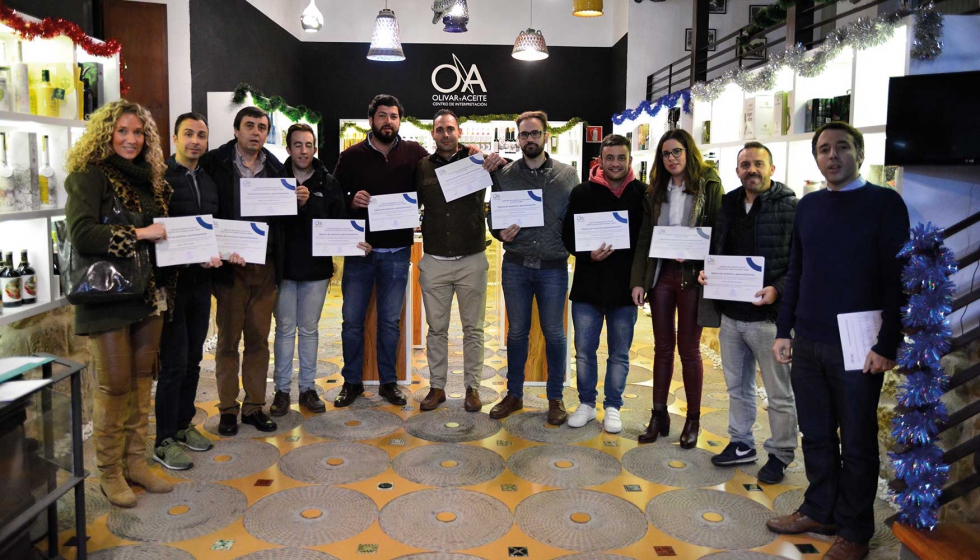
572, 0, 604, 17
300, 0, 324, 32
443, 0, 469, 33
512, 1, 549, 61
367, 4, 405, 61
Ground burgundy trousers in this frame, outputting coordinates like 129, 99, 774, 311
649, 261, 704, 415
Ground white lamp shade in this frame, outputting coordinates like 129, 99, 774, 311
512, 29, 549, 61
367, 8, 406, 62
301, 0, 323, 32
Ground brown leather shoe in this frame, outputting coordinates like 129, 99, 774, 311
638, 404, 669, 444
420, 388, 446, 411
823, 536, 869, 560
766, 511, 839, 536
464, 387, 482, 412
679, 413, 700, 449
489, 394, 523, 419
547, 399, 567, 426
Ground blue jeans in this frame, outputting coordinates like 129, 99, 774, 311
572, 302, 637, 410
341, 250, 411, 385
273, 279, 330, 393
501, 261, 568, 400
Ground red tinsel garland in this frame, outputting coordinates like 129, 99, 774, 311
0, 6, 129, 95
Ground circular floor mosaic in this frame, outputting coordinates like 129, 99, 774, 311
402, 410, 502, 443
393, 554, 486, 560
515, 489, 648, 552
194, 377, 220, 403
674, 383, 733, 409
503, 411, 602, 444
379, 488, 512, 551
773, 489, 899, 552
701, 409, 772, 441
89, 544, 196, 560
316, 343, 343, 360
58, 480, 111, 531
148, 407, 208, 434
701, 552, 788, 560
520, 387, 582, 410
622, 445, 734, 488
279, 441, 390, 484
645, 489, 776, 550
232, 549, 339, 560
616, 412, 687, 444
391, 443, 505, 487
203, 409, 305, 439
323, 385, 390, 409
411, 385, 500, 409
609, 384, 676, 412
303, 409, 403, 441
238, 380, 326, 404
738, 450, 809, 487
107, 482, 247, 543
416, 364, 498, 381
244, 486, 378, 547
172, 439, 280, 482
554, 555, 637, 560
507, 444, 621, 488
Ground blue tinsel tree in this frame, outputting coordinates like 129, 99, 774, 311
889, 223, 956, 530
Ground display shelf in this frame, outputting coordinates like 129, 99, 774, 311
0, 207, 67, 222
0, 111, 87, 129
0, 299, 68, 328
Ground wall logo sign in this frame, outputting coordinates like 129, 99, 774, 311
431, 54, 488, 108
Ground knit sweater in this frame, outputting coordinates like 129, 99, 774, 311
775, 183, 910, 360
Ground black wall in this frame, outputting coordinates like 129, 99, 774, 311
5, 0, 94, 36
189, 0, 305, 120
611, 33, 628, 114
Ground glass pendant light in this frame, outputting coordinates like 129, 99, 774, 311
443, 0, 469, 33
512, 1, 549, 61
300, 0, 324, 33
367, 2, 406, 61
572, 0, 604, 17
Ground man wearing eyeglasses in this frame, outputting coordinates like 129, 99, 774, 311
486, 111, 580, 425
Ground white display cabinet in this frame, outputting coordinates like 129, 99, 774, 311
611, 105, 695, 185
0, 13, 121, 327
690, 22, 909, 197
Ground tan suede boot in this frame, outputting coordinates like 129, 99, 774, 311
94, 389, 137, 508
123, 377, 173, 494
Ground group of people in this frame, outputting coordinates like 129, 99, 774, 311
65, 92, 908, 560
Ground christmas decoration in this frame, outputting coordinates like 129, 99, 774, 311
0, 6, 128, 94
691, 4, 943, 102
231, 83, 323, 146
889, 222, 955, 530
612, 89, 691, 126
403, 115, 587, 136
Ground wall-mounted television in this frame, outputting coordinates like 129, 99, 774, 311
885, 70, 980, 166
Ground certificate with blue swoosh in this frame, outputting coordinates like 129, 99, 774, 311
312, 219, 366, 256
152, 215, 220, 267
434, 154, 492, 202
489, 189, 543, 229
213, 219, 269, 264
240, 178, 298, 217
648, 226, 713, 260
573, 211, 631, 252
368, 192, 420, 231
703, 255, 765, 303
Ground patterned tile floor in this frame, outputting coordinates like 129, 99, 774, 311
53, 277, 900, 559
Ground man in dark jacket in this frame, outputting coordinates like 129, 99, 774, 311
697, 141, 799, 484
198, 106, 289, 436
153, 112, 220, 470
269, 123, 355, 417
561, 134, 646, 434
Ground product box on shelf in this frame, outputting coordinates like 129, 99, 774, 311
831, 93, 851, 124
772, 91, 791, 136
742, 94, 774, 140
805, 98, 835, 132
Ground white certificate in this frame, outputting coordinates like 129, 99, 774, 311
213, 219, 269, 264
490, 190, 544, 229
648, 226, 712, 260
240, 177, 298, 217
837, 310, 883, 371
369, 192, 419, 232
152, 215, 220, 267
435, 154, 492, 202
312, 219, 366, 256
573, 211, 631, 252
703, 255, 765, 302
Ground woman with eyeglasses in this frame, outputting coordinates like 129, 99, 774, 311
630, 129, 723, 448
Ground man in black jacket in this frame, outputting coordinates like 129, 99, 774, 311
198, 106, 289, 436
153, 112, 220, 470
269, 123, 360, 417
699, 141, 799, 483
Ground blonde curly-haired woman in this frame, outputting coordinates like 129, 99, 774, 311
65, 99, 176, 507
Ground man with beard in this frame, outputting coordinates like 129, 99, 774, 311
487, 111, 580, 425
561, 134, 646, 433
697, 141, 799, 483
415, 109, 504, 412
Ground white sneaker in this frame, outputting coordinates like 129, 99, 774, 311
567, 404, 596, 428
603, 408, 622, 433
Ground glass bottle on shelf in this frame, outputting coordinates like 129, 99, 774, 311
34, 69, 61, 118
39, 135, 57, 208
16, 250, 36, 305
10, 41, 30, 115
1, 251, 23, 308
550, 134, 559, 154
492, 128, 499, 153
0, 42, 11, 112
0, 132, 14, 213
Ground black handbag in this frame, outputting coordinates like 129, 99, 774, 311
55, 194, 152, 305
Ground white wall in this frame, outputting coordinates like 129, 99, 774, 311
245, 0, 625, 47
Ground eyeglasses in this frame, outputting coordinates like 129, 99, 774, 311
518, 130, 544, 140
661, 147, 685, 160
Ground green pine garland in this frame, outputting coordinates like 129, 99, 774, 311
232, 83, 322, 124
